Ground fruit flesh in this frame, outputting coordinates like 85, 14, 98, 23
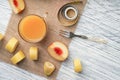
9, 0, 25, 14
29, 47, 38, 60
11, 50, 25, 64
13, 0, 18, 7
19, 15, 47, 42
48, 41, 68, 61
44, 61, 55, 76
54, 47, 63, 55
5, 37, 19, 53
74, 59, 82, 72
0, 33, 4, 41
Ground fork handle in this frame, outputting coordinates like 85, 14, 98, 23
75, 34, 88, 39
74, 34, 107, 43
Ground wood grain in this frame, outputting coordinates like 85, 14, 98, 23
0, 0, 87, 79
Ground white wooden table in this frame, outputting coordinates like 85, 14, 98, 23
0, 0, 120, 80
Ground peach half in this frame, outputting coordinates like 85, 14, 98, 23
9, 0, 25, 14
47, 41, 69, 61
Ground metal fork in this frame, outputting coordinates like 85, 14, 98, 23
59, 30, 107, 43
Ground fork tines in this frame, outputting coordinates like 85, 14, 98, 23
59, 30, 70, 38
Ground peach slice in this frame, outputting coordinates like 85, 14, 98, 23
74, 59, 82, 73
29, 47, 38, 60
44, 61, 55, 76
0, 33, 4, 41
11, 50, 25, 64
5, 37, 19, 53
47, 41, 69, 61
9, 0, 25, 14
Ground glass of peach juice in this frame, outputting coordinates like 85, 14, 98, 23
18, 15, 47, 43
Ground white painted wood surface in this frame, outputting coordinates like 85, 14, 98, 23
0, 0, 120, 80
